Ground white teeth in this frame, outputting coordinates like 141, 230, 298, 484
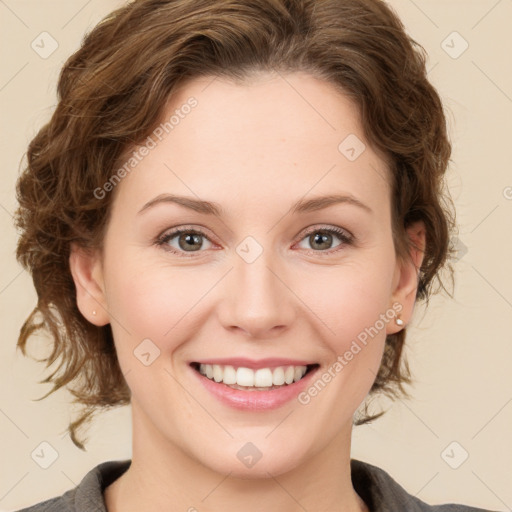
223, 365, 237, 385
272, 367, 285, 385
236, 367, 254, 387
197, 363, 310, 388
254, 368, 273, 387
213, 364, 223, 383
284, 366, 295, 384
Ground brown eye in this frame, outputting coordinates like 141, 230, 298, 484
297, 226, 353, 253
309, 232, 334, 250
177, 232, 204, 251
157, 228, 214, 255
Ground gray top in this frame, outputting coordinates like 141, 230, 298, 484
15, 459, 496, 512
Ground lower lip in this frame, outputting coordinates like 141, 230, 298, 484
191, 365, 319, 411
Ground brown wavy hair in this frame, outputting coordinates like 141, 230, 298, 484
14, 0, 456, 449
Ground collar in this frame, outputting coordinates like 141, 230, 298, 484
26, 458, 491, 512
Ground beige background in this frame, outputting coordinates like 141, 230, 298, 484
1, 0, 511, 510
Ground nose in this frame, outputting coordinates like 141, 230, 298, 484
217, 247, 297, 339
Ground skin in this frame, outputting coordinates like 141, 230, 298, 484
70, 71, 425, 512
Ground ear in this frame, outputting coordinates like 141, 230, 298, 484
386, 220, 426, 335
69, 242, 109, 326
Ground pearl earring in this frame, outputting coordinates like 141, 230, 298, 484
395, 316, 404, 326
92, 310, 97, 316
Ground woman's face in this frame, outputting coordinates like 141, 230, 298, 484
73, 71, 422, 477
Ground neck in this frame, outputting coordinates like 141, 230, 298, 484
104, 403, 367, 512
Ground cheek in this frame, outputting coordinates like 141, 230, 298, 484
102, 260, 210, 414
293, 269, 391, 418
296, 259, 394, 350
292, 258, 394, 405
104, 237, 395, 365
102, 251, 213, 354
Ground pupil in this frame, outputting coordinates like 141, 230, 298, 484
312, 232, 331, 249
179, 233, 202, 251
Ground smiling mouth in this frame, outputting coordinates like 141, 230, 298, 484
190, 362, 319, 391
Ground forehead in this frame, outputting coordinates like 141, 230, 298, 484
111, 71, 391, 218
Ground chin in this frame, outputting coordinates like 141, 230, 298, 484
190, 436, 308, 479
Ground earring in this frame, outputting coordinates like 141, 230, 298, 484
92, 310, 97, 316
395, 316, 404, 326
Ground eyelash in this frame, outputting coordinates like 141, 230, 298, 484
155, 225, 354, 257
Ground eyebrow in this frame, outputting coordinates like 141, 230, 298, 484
137, 193, 373, 216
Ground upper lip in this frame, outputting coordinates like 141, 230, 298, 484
190, 358, 317, 370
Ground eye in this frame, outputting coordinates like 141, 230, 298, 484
295, 226, 353, 254
155, 224, 354, 257
156, 227, 214, 256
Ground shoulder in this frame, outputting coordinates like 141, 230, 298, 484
351, 459, 497, 512
16, 458, 495, 511
14, 460, 131, 512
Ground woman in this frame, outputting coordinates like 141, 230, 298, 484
13, 0, 497, 510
